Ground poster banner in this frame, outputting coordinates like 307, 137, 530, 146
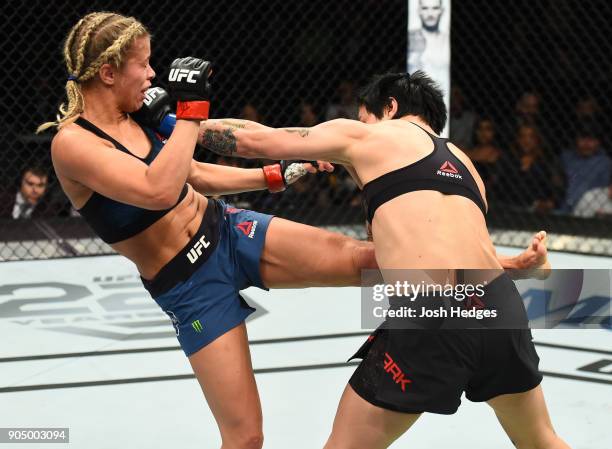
408, 0, 451, 136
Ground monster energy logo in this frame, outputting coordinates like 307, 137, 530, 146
192, 320, 203, 333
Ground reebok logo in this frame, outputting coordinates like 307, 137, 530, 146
168, 68, 199, 84
383, 352, 412, 392
143, 87, 165, 106
236, 221, 258, 239
436, 161, 462, 179
187, 235, 211, 264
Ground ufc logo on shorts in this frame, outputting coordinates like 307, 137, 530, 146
143, 87, 165, 106
187, 235, 211, 264
383, 352, 412, 392
169, 68, 199, 84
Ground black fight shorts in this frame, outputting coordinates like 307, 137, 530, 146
348, 274, 543, 415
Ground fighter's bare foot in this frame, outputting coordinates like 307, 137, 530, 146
515, 231, 552, 280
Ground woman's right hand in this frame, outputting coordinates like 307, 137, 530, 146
167, 57, 212, 120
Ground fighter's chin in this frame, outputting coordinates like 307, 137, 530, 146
125, 99, 144, 114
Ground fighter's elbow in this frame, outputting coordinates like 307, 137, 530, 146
152, 189, 182, 210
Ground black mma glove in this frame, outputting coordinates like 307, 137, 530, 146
167, 57, 212, 120
131, 87, 173, 130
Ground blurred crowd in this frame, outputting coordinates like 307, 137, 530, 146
2, 80, 611, 224
450, 87, 611, 218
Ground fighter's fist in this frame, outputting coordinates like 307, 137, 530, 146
131, 87, 172, 130
168, 57, 212, 120
263, 161, 334, 193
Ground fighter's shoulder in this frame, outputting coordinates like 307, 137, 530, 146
315, 118, 370, 139
53, 121, 107, 148
52, 121, 111, 163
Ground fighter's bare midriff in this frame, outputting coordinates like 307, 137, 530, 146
371, 191, 499, 270
351, 119, 501, 272
111, 185, 208, 279
53, 117, 207, 281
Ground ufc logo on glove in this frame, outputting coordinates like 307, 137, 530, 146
169, 68, 199, 83
143, 87, 165, 106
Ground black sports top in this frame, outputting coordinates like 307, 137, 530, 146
75, 117, 188, 244
362, 122, 487, 223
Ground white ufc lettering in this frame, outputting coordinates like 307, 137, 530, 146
186, 235, 211, 264
143, 87, 164, 106
169, 68, 199, 84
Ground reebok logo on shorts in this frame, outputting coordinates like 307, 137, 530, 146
187, 235, 212, 264
436, 161, 462, 179
236, 221, 258, 239
383, 352, 412, 392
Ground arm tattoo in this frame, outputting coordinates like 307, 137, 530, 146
283, 128, 310, 137
202, 129, 237, 156
220, 119, 248, 130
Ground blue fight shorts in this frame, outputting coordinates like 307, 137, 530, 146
141, 199, 273, 356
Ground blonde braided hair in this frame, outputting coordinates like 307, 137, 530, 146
37, 12, 148, 133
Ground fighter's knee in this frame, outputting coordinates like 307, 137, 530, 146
221, 431, 264, 449
236, 432, 264, 449
220, 417, 264, 449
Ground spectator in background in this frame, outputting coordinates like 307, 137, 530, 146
561, 124, 611, 215
0, 166, 50, 219
465, 117, 502, 189
449, 86, 476, 149
325, 80, 358, 121
514, 91, 541, 128
574, 95, 607, 149
503, 91, 551, 148
239, 102, 265, 124
494, 124, 560, 213
299, 101, 321, 127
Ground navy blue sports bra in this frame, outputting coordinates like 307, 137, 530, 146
75, 117, 188, 244
362, 122, 487, 223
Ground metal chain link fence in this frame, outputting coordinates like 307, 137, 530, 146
1, 0, 611, 260
452, 0, 612, 253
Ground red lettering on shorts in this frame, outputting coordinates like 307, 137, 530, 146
383, 352, 412, 392
225, 207, 244, 214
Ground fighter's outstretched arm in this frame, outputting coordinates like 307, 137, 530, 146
187, 159, 330, 196
188, 160, 267, 196
198, 118, 367, 164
